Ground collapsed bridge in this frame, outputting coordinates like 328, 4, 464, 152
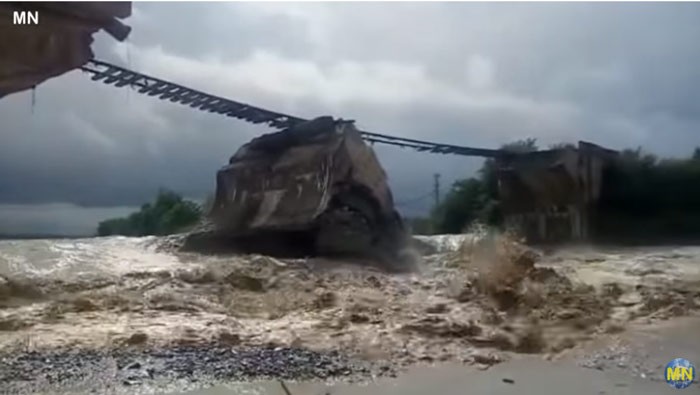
0, 0, 619, 244
80, 60, 619, 244
80, 60, 505, 158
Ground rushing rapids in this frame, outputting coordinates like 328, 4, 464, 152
0, 233, 699, 393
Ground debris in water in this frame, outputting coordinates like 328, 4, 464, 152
0, 232, 698, 383
125, 332, 148, 345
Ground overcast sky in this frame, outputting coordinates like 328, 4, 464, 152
2, 2, 700, 235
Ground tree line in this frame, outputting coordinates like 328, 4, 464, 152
100, 143, 700, 242
595, 147, 700, 241
413, 141, 700, 242
97, 189, 203, 236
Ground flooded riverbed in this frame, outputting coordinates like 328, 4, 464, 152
0, 234, 699, 393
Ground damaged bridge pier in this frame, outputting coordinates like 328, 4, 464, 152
79, 59, 619, 245
495, 141, 618, 243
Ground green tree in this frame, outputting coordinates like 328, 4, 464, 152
431, 138, 538, 234
596, 147, 700, 239
431, 138, 700, 240
406, 217, 435, 235
548, 142, 577, 150
97, 189, 202, 236
692, 147, 700, 160
432, 178, 488, 233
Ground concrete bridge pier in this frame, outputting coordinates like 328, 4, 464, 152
496, 141, 617, 244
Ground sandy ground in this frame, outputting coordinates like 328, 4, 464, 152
174, 315, 700, 395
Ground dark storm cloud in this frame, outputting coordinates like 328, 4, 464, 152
2, 2, 700, 233
0, 70, 268, 206
123, 3, 314, 63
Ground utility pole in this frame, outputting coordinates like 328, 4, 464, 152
433, 173, 441, 208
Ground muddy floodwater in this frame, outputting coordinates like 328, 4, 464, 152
0, 233, 699, 394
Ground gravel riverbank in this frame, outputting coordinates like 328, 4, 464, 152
0, 344, 392, 394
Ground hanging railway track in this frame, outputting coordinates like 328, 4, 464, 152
80, 59, 505, 158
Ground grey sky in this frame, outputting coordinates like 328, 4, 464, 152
2, 2, 700, 234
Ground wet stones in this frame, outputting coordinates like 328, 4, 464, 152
124, 361, 141, 370
0, 344, 390, 393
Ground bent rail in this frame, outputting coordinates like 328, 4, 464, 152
81, 59, 505, 158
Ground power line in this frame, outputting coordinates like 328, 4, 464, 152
395, 191, 433, 207
80, 59, 510, 158
433, 173, 441, 208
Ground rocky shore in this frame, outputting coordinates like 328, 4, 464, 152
0, 344, 392, 394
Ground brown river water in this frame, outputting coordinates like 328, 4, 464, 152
1, 233, 699, 391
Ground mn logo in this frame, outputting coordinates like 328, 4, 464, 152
665, 358, 695, 389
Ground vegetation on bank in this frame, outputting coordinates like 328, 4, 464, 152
97, 190, 203, 237
411, 141, 700, 239
98, 145, 700, 241
595, 147, 700, 241
420, 139, 538, 235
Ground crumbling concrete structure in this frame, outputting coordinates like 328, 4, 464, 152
206, 116, 409, 265
0, 2, 131, 98
496, 141, 618, 243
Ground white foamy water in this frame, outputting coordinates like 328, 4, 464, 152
413, 227, 495, 254
0, 234, 698, 362
545, 245, 700, 288
2, 236, 700, 287
412, 233, 700, 288
0, 236, 185, 279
